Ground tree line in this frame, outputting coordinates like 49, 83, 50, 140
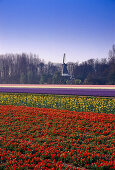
0, 45, 115, 85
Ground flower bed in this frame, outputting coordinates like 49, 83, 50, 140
0, 105, 115, 169
0, 84, 115, 97
0, 93, 115, 114
0, 88, 115, 97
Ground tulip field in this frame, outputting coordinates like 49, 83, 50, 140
0, 93, 115, 114
0, 85, 115, 169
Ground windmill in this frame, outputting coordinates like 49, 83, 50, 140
62, 53, 71, 77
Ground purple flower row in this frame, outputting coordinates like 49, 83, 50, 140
0, 87, 115, 96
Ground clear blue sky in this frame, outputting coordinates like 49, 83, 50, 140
0, 0, 115, 63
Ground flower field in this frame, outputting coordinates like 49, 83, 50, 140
0, 86, 115, 169
0, 105, 115, 169
0, 93, 115, 114
0, 84, 115, 97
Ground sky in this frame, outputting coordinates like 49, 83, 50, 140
0, 0, 115, 63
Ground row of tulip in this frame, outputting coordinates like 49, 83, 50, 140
0, 105, 115, 169
0, 87, 115, 96
0, 93, 114, 114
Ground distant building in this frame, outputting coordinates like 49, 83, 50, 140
62, 53, 71, 77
